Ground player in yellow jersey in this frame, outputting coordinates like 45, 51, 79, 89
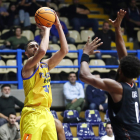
20, 12, 68, 140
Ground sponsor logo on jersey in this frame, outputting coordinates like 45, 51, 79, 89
132, 91, 138, 98
23, 134, 32, 140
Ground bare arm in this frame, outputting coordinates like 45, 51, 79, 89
79, 38, 123, 96
22, 25, 50, 72
42, 12, 68, 71
109, 9, 127, 60
76, 8, 90, 15
0, 113, 8, 121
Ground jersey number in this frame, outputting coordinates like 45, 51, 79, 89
135, 102, 139, 123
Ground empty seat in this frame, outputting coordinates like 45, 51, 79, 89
80, 30, 95, 42
50, 3, 58, 10
77, 44, 84, 50
89, 59, 110, 73
77, 123, 95, 139
58, 3, 69, 9
58, 59, 74, 73
99, 122, 107, 137
0, 60, 7, 74
30, 16, 36, 24
66, 44, 77, 58
51, 110, 58, 119
2, 29, 10, 35
2, 2, 10, 9
63, 123, 73, 139
73, 59, 78, 73
69, 137, 83, 140
35, 29, 40, 36
69, 30, 83, 43
50, 44, 60, 50
0, 55, 16, 59
6, 59, 17, 73
22, 30, 34, 40
85, 110, 102, 125
59, 17, 72, 29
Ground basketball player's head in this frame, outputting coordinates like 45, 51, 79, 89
102, 21, 109, 33
106, 122, 113, 136
117, 55, 140, 80
1, 84, 11, 98
68, 72, 77, 85
8, 113, 16, 126
24, 40, 39, 58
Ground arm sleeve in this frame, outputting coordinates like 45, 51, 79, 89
5, 37, 12, 43
63, 84, 74, 100
13, 97, 24, 108
0, 129, 9, 140
77, 83, 85, 99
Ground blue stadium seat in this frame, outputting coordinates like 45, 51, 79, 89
69, 137, 83, 140
63, 123, 73, 139
85, 110, 102, 125
64, 110, 79, 126
99, 122, 107, 137
91, 136, 101, 140
77, 123, 95, 139
51, 110, 58, 119
105, 110, 110, 122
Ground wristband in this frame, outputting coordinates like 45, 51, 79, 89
80, 53, 89, 63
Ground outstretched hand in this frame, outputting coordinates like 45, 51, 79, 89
109, 9, 126, 28
83, 37, 103, 55
36, 23, 51, 31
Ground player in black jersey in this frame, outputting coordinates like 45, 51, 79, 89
79, 9, 140, 140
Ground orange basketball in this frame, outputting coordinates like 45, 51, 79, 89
35, 7, 55, 27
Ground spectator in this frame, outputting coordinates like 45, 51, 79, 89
92, 21, 115, 59
67, 0, 98, 33
34, 29, 52, 58
101, 122, 114, 140
0, 0, 9, 30
16, 0, 31, 28
125, 0, 140, 42
86, 75, 108, 112
36, 0, 51, 7
0, 84, 24, 127
51, 11, 75, 44
3, 27, 28, 50
63, 72, 85, 114
0, 113, 21, 140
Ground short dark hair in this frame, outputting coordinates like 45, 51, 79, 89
15, 26, 22, 34
120, 55, 140, 78
106, 122, 111, 128
103, 21, 109, 26
68, 72, 76, 77
1, 84, 11, 90
8, 112, 16, 118
24, 40, 38, 51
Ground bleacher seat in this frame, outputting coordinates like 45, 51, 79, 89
66, 44, 77, 58
89, 59, 110, 73
91, 136, 101, 140
63, 123, 73, 139
30, 16, 36, 24
35, 29, 39, 36
64, 110, 79, 126
51, 110, 58, 119
0, 55, 16, 59
137, 30, 140, 42
2, 29, 10, 35
69, 137, 83, 140
58, 3, 69, 9
80, 30, 95, 42
2, 2, 10, 9
0, 60, 7, 74
59, 17, 72, 29
58, 59, 74, 73
73, 59, 78, 73
77, 44, 84, 50
77, 123, 95, 139
99, 122, 107, 137
6, 59, 17, 73
22, 30, 34, 40
50, 3, 58, 10
85, 110, 102, 125
50, 44, 60, 50
69, 30, 83, 43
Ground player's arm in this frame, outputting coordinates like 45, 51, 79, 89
23, 25, 50, 71
79, 37, 123, 95
109, 9, 127, 60
42, 12, 69, 71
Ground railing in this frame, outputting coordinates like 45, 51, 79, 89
0, 49, 140, 89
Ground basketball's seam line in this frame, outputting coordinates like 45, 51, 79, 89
38, 12, 55, 16
35, 13, 55, 23
35, 15, 43, 26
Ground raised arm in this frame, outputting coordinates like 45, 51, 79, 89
42, 12, 68, 71
79, 37, 123, 96
109, 9, 127, 60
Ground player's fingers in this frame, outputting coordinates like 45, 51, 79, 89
86, 36, 91, 44
92, 38, 101, 45
95, 42, 103, 48
93, 50, 100, 54
91, 37, 98, 44
108, 19, 114, 24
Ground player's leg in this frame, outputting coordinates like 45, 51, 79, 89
42, 110, 57, 140
20, 107, 45, 140
54, 118, 66, 140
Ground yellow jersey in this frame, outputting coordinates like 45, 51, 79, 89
22, 62, 52, 108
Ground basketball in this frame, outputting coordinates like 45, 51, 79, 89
35, 7, 55, 27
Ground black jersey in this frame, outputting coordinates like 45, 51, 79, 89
108, 82, 140, 140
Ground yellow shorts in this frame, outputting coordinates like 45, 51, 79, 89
20, 107, 57, 140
